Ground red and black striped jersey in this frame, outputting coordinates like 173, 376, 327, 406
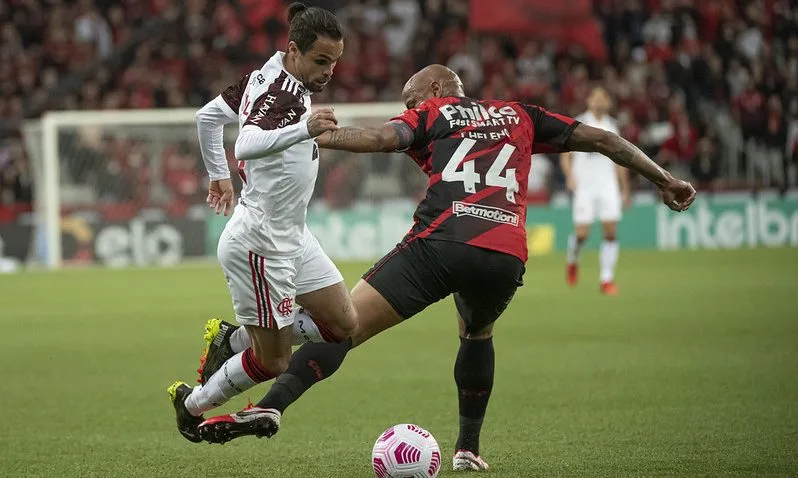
391, 96, 579, 262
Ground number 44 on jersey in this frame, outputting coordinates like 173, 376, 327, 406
441, 138, 520, 203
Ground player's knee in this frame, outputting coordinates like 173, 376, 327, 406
460, 323, 494, 340
321, 303, 357, 343
249, 342, 291, 377
333, 313, 357, 340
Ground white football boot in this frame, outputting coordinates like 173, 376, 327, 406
453, 450, 490, 471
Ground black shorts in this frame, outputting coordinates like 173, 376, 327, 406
363, 238, 525, 333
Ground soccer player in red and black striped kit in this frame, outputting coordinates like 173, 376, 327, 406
198, 65, 695, 471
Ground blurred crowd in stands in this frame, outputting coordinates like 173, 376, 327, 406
1, 0, 797, 211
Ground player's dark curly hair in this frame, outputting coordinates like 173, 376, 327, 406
287, 2, 343, 53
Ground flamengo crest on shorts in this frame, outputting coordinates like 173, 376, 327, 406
276, 297, 293, 317
452, 201, 519, 226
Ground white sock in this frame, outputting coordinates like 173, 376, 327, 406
184, 348, 268, 416
567, 233, 584, 264
226, 310, 332, 351
599, 240, 619, 283
229, 326, 251, 353
292, 309, 337, 345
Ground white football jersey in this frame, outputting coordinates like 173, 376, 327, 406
571, 111, 620, 193
222, 52, 318, 258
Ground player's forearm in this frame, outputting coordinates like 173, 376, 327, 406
317, 127, 395, 153
196, 97, 238, 180
235, 121, 311, 160
603, 134, 671, 188
568, 125, 672, 188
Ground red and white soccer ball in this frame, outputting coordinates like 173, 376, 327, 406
372, 424, 441, 478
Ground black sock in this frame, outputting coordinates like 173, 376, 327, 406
256, 338, 352, 413
454, 336, 494, 456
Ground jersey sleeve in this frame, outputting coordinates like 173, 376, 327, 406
242, 89, 306, 130
196, 96, 238, 180
221, 73, 252, 113
522, 105, 580, 154
235, 88, 310, 160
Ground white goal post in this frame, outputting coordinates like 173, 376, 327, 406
28, 102, 407, 269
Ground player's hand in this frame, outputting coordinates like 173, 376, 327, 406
308, 108, 339, 137
207, 178, 234, 216
658, 178, 696, 212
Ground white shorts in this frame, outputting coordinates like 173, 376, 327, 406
572, 188, 622, 225
217, 227, 343, 329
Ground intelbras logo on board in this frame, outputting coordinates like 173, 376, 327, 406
452, 201, 519, 226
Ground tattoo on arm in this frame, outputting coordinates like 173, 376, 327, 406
390, 121, 414, 151
319, 123, 402, 153
327, 128, 368, 148
566, 124, 672, 187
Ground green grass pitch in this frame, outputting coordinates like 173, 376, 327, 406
1, 248, 797, 477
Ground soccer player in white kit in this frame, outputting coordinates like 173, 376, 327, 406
167, 3, 356, 443
561, 86, 631, 295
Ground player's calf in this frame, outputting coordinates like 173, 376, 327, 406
255, 338, 352, 414
454, 336, 494, 459
566, 230, 588, 288
599, 224, 620, 293
197, 314, 348, 386
247, 325, 293, 377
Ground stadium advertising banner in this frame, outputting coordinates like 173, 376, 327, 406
203, 194, 798, 260
527, 193, 798, 253
57, 207, 206, 267
6, 194, 793, 267
655, 193, 798, 250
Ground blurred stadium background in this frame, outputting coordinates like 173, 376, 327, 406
1, 1, 797, 477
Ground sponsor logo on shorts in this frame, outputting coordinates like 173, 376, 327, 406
452, 201, 519, 226
276, 297, 294, 317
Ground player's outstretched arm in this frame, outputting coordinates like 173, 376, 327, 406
236, 108, 339, 161
566, 124, 696, 211
316, 121, 413, 153
196, 96, 240, 216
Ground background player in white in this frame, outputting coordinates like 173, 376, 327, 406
166, 3, 356, 443
561, 86, 631, 295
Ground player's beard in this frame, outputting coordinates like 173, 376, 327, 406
308, 79, 330, 93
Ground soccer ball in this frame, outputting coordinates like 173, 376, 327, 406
371, 424, 441, 478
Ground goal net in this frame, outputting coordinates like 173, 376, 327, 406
22, 103, 419, 269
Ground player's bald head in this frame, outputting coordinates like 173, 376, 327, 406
401, 64, 465, 109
